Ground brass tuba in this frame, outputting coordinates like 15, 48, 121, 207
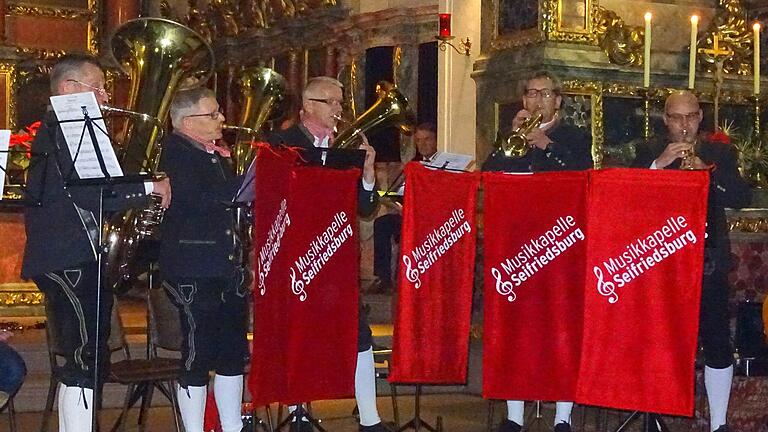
498, 112, 543, 158
225, 66, 286, 175
104, 17, 214, 292
333, 81, 414, 149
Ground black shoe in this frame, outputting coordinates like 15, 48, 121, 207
289, 420, 314, 432
497, 419, 522, 432
360, 422, 392, 432
712, 426, 729, 432
554, 421, 572, 432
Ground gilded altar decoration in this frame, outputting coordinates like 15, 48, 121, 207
593, 7, 644, 66
161, 0, 338, 38
697, 0, 752, 76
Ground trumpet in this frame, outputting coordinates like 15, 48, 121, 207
498, 112, 543, 158
679, 128, 696, 170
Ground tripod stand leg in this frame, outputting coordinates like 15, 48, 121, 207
613, 411, 641, 432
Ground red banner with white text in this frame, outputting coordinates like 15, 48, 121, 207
482, 171, 589, 401
389, 163, 480, 384
249, 148, 360, 406
576, 168, 708, 416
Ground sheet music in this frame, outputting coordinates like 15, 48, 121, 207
425, 152, 474, 171
0, 130, 10, 199
50, 92, 123, 179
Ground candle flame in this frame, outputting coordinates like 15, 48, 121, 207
644, 12, 652, 21
754, 22, 761, 32
691, 15, 699, 24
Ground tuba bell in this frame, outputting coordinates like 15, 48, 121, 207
226, 66, 286, 175
103, 18, 214, 292
498, 112, 543, 158
333, 81, 414, 149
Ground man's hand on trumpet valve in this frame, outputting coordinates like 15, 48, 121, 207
359, 132, 376, 185
526, 127, 554, 150
152, 177, 172, 209
511, 108, 534, 129
654, 141, 706, 169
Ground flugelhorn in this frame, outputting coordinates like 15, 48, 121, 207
498, 112, 543, 158
333, 81, 414, 149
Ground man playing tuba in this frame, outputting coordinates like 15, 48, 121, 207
22, 54, 171, 432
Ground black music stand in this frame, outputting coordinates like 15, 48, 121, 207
58, 105, 152, 431
0, 147, 48, 207
612, 411, 670, 432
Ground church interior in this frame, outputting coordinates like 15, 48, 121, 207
1, 0, 768, 431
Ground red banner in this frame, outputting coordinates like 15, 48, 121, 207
389, 163, 480, 384
249, 148, 360, 406
482, 171, 589, 401
576, 168, 708, 416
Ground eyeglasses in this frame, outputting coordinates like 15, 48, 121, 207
67, 79, 108, 96
665, 112, 699, 123
308, 98, 343, 107
186, 107, 223, 120
523, 88, 556, 99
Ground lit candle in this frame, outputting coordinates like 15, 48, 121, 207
754, 22, 761, 95
689, 15, 698, 89
644, 12, 652, 88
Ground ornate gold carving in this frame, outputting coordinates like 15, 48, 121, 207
563, 79, 603, 169
0, 62, 17, 132
543, 0, 597, 44
6, 4, 93, 20
593, 6, 643, 66
164, 0, 338, 38
490, 27, 544, 51
15, 47, 67, 60
729, 216, 768, 233
697, 0, 752, 76
0, 283, 44, 307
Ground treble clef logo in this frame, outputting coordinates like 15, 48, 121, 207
402, 255, 421, 289
257, 259, 266, 296
491, 268, 516, 302
593, 266, 618, 303
290, 268, 307, 302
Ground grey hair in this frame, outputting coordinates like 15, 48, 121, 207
169, 87, 217, 127
302, 76, 343, 102
49, 54, 102, 94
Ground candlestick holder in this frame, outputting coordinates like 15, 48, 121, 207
753, 94, 761, 141
639, 87, 660, 141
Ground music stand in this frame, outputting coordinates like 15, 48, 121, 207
612, 411, 670, 432
57, 105, 152, 431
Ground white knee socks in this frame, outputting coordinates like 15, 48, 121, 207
177, 384, 207, 432
554, 401, 573, 426
214, 374, 244, 432
705, 365, 733, 431
506, 400, 524, 425
355, 348, 382, 426
58, 384, 93, 432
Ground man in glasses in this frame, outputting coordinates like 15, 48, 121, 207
22, 54, 171, 432
485, 70, 591, 432
483, 70, 592, 173
632, 91, 751, 432
268, 76, 387, 432
158, 87, 250, 432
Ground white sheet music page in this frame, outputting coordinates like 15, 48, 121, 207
425, 152, 474, 171
0, 130, 10, 199
50, 92, 124, 179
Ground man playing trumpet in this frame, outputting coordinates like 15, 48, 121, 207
633, 90, 751, 432
484, 71, 592, 432
483, 70, 592, 173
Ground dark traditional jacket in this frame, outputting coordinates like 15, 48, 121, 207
22, 112, 149, 279
482, 122, 593, 173
268, 124, 378, 218
158, 133, 244, 280
633, 135, 752, 272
